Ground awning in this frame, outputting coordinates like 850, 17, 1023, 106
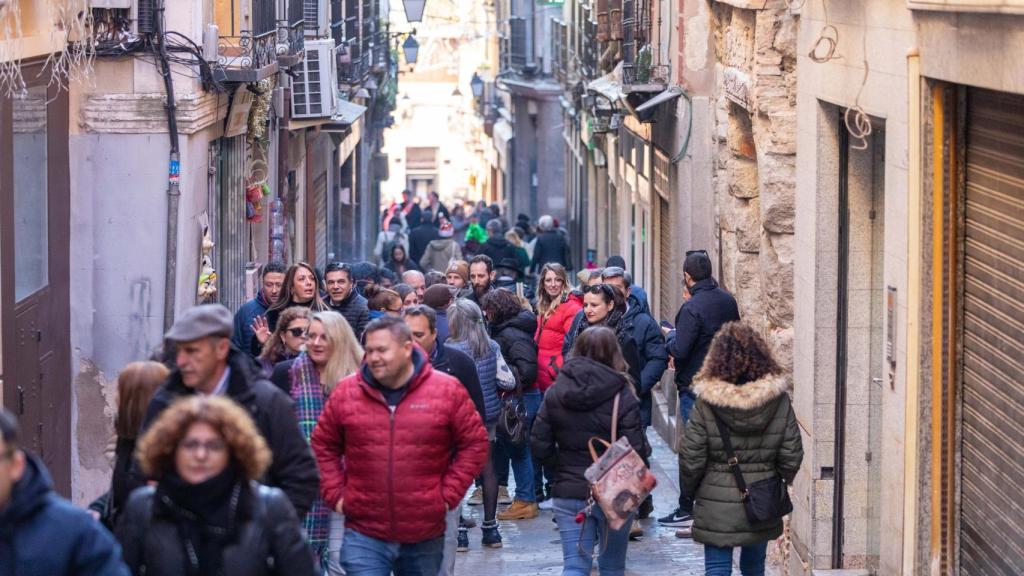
328, 98, 367, 126
586, 63, 626, 107
493, 118, 513, 166
635, 86, 685, 114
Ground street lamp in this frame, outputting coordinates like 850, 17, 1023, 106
402, 35, 419, 66
470, 72, 484, 99
403, 0, 427, 23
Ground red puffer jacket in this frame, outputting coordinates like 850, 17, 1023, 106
535, 292, 584, 392
311, 351, 488, 543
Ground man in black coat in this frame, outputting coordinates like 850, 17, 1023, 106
325, 262, 371, 339
403, 305, 485, 418
479, 220, 520, 274
658, 251, 739, 530
408, 210, 441, 264
0, 410, 130, 576
530, 215, 572, 273
137, 305, 319, 518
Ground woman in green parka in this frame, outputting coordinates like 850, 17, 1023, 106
679, 322, 803, 576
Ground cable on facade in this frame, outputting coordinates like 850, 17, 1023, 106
844, 36, 872, 151
807, 0, 841, 64
670, 90, 693, 164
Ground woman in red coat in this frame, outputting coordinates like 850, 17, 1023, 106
533, 263, 583, 505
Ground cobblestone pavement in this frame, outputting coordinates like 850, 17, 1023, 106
455, 430, 705, 575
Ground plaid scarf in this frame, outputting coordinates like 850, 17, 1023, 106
288, 353, 330, 567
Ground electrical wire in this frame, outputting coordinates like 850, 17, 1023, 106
844, 33, 872, 150
807, 0, 841, 64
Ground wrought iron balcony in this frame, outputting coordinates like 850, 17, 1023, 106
277, 18, 305, 68
213, 0, 280, 82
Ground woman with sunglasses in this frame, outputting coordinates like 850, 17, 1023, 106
118, 396, 317, 576
562, 284, 626, 357
257, 306, 312, 375
364, 285, 404, 320
280, 311, 363, 573
256, 262, 329, 353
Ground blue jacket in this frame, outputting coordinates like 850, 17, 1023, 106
630, 285, 651, 316
619, 297, 669, 427
667, 278, 740, 391
447, 338, 502, 423
0, 453, 129, 576
232, 291, 272, 354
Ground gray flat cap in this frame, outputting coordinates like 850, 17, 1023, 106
165, 304, 233, 342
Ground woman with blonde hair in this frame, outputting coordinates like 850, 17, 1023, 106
117, 396, 317, 576
272, 310, 362, 571
504, 230, 531, 276
88, 361, 169, 528
257, 306, 312, 374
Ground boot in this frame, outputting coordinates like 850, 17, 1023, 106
497, 499, 539, 521
481, 520, 503, 548
457, 527, 469, 552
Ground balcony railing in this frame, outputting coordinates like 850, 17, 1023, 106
552, 20, 567, 82
216, 28, 279, 82
277, 18, 306, 67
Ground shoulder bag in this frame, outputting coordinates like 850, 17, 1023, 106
583, 392, 658, 530
711, 410, 793, 524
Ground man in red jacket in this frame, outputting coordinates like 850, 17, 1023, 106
311, 316, 488, 575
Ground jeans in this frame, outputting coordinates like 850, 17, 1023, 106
552, 498, 632, 576
493, 389, 540, 502
326, 512, 346, 575
437, 505, 460, 576
340, 528, 444, 576
678, 390, 697, 513
703, 542, 768, 576
534, 389, 555, 496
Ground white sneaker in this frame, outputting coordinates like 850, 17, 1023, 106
497, 486, 512, 505
538, 498, 554, 510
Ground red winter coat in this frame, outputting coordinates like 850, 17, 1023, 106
535, 292, 584, 392
310, 352, 488, 543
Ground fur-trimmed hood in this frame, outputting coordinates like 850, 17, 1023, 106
692, 373, 791, 433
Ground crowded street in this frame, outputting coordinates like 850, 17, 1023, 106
2, 0, 1024, 575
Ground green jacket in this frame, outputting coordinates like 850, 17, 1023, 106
680, 373, 803, 547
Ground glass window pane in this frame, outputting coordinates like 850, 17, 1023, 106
13, 85, 49, 302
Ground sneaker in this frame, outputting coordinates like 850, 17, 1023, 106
675, 526, 693, 538
497, 500, 539, 521
629, 519, 644, 541
481, 521, 503, 548
638, 496, 654, 519
459, 515, 476, 529
467, 486, 483, 506
538, 498, 554, 511
497, 486, 512, 505
657, 507, 693, 527
457, 527, 469, 551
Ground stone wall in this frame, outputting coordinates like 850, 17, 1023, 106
709, 1, 797, 369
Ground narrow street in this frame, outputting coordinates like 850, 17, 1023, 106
456, 431, 704, 575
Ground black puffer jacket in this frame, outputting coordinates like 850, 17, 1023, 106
619, 298, 669, 427
135, 351, 319, 518
490, 309, 539, 391
479, 237, 520, 272
667, 278, 740, 391
530, 230, 572, 272
328, 289, 370, 339
531, 357, 650, 500
117, 482, 317, 576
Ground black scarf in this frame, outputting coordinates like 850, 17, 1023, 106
156, 468, 247, 576
568, 306, 627, 349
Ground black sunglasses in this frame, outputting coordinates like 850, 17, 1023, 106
583, 284, 615, 296
686, 249, 708, 257
325, 262, 352, 274
286, 327, 307, 338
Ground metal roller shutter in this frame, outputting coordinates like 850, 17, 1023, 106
960, 87, 1024, 576
218, 135, 250, 313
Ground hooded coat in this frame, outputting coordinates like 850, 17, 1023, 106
530, 357, 650, 500
137, 350, 320, 518
619, 297, 669, 427
419, 238, 464, 273
310, 350, 488, 544
490, 309, 539, 391
534, 292, 583, 392
0, 452, 129, 576
680, 373, 804, 547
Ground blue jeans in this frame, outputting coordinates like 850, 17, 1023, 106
703, 542, 768, 576
341, 528, 444, 576
494, 389, 540, 502
678, 390, 697, 513
552, 498, 632, 576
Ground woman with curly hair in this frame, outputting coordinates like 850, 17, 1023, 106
679, 322, 803, 576
116, 396, 317, 576
257, 306, 311, 374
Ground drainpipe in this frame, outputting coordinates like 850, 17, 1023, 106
833, 116, 850, 568
155, 0, 181, 332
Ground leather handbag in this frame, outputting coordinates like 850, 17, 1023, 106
583, 392, 658, 530
711, 410, 793, 524
497, 392, 528, 445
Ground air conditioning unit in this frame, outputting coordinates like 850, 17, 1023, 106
303, 0, 330, 37
292, 40, 338, 119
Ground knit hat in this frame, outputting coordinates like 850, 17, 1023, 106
439, 220, 454, 238
445, 260, 469, 283
423, 284, 455, 311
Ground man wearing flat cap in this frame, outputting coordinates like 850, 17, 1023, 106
135, 304, 319, 517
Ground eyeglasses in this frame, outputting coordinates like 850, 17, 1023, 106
179, 438, 227, 455
686, 249, 708, 257
286, 327, 307, 338
583, 284, 615, 297
387, 307, 403, 313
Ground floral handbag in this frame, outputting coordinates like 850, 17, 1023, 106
583, 392, 658, 530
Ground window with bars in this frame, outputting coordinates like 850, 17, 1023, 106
508, 17, 527, 71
